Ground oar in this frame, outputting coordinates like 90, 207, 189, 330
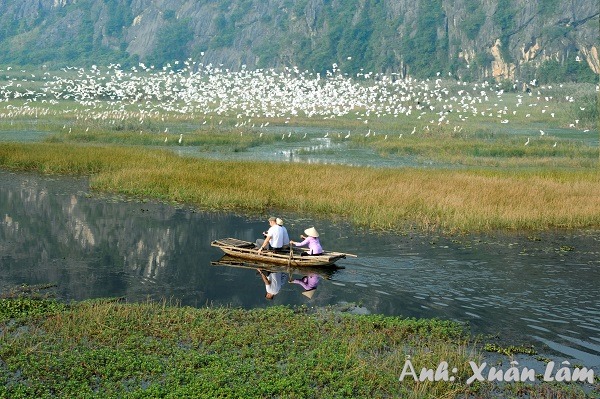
288, 245, 294, 267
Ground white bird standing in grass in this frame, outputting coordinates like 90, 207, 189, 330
539, 130, 545, 136
525, 137, 530, 146
178, 134, 183, 144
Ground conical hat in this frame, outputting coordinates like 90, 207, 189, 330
304, 227, 319, 237
302, 289, 316, 299
276, 218, 284, 226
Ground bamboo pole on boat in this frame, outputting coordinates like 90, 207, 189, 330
288, 245, 293, 267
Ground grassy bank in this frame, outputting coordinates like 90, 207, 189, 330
1, 143, 600, 232
45, 127, 599, 169
346, 132, 599, 169
0, 296, 594, 398
44, 127, 293, 152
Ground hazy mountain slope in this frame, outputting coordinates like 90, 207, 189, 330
0, 0, 597, 81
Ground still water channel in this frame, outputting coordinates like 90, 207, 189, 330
1, 170, 599, 369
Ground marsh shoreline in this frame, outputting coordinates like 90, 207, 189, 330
0, 293, 597, 398
1, 142, 599, 234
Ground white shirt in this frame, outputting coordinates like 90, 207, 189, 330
265, 272, 285, 295
267, 224, 284, 248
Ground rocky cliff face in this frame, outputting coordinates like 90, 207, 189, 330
0, 0, 597, 81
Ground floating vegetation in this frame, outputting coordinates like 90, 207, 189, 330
484, 343, 538, 356
0, 298, 593, 398
0, 283, 57, 299
535, 355, 553, 364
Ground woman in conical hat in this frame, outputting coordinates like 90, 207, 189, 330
303, 227, 319, 238
290, 227, 323, 255
291, 274, 320, 299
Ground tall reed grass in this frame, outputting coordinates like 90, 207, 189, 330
2, 143, 599, 232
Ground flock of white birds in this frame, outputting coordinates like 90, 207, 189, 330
0, 60, 596, 146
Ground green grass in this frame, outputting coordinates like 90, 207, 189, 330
1, 143, 600, 232
346, 132, 598, 168
0, 297, 595, 398
44, 128, 286, 152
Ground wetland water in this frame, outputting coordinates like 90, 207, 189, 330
1, 171, 599, 369
2, 126, 597, 169
176, 125, 599, 168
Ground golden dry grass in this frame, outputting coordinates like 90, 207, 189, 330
1, 142, 599, 232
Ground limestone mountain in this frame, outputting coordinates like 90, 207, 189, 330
0, 0, 597, 82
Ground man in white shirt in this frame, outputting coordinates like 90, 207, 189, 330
256, 217, 283, 253
276, 217, 290, 249
257, 269, 287, 299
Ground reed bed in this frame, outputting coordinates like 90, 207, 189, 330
2, 143, 599, 232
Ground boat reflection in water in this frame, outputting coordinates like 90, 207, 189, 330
211, 255, 342, 300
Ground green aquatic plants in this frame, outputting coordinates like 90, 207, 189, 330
0, 284, 63, 322
483, 343, 538, 357
0, 298, 594, 398
0, 297, 65, 322
0, 300, 475, 398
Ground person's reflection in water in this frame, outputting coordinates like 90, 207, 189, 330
291, 274, 320, 298
257, 269, 288, 300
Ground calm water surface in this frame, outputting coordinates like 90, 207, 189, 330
1, 171, 599, 369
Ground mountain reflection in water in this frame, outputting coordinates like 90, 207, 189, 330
0, 170, 599, 369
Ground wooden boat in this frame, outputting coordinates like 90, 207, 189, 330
211, 238, 354, 267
